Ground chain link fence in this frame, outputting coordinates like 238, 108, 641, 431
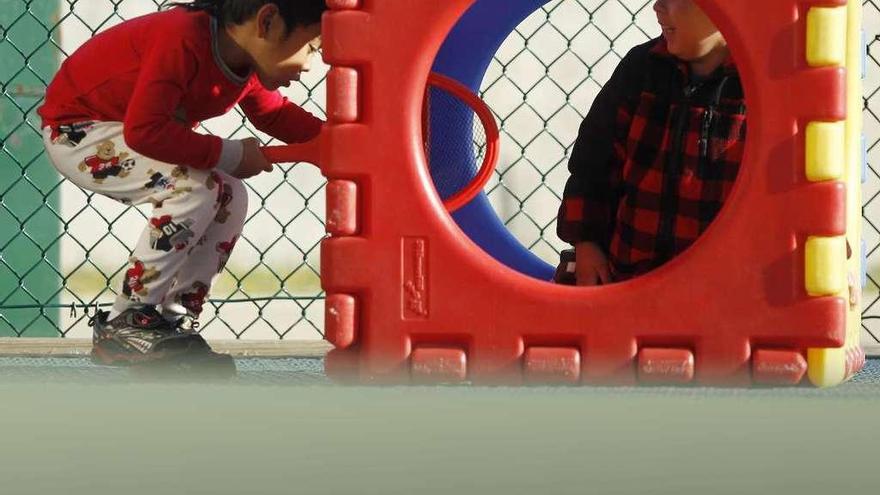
1, 0, 879, 347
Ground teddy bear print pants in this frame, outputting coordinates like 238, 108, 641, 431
42, 121, 247, 318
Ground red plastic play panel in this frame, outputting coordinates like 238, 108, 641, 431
271, 0, 851, 385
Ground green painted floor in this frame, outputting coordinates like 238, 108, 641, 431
0, 358, 876, 495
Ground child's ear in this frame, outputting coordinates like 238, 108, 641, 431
255, 4, 278, 38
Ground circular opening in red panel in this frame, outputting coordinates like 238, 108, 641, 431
426, 0, 747, 286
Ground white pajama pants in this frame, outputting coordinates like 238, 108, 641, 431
42, 121, 247, 317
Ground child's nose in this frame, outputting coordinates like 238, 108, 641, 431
653, 0, 667, 13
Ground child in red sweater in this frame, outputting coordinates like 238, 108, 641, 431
39, 0, 326, 367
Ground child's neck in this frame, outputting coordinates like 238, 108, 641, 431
688, 43, 730, 78
216, 23, 253, 78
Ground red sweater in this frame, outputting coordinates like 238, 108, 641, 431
39, 8, 322, 170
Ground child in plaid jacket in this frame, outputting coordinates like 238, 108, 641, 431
556, 0, 746, 285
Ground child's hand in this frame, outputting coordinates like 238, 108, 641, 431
575, 241, 611, 286
233, 138, 273, 179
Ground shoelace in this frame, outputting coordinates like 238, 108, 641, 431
87, 310, 109, 328
172, 314, 201, 333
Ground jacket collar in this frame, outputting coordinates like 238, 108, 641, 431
648, 37, 739, 80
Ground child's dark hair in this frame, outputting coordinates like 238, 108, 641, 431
169, 0, 326, 31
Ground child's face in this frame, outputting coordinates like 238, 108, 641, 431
653, 0, 724, 61
252, 16, 322, 91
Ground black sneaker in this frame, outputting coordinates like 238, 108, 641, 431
89, 306, 234, 377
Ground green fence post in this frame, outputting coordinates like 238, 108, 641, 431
0, 0, 62, 337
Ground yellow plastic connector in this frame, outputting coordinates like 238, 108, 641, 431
804, 236, 846, 296
806, 0, 863, 389
806, 7, 848, 67
805, 121, 846, 181
807, 347, 847, 387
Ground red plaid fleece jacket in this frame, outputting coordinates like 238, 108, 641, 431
557, 38, 746, 281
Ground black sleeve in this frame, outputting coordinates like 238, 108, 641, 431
556, 41, 652, 247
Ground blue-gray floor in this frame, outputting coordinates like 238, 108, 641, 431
0, 355, 878, 397
0, 355, 330, 385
